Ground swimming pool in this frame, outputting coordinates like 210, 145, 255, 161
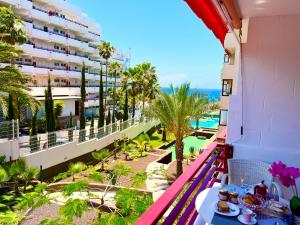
190, 117, 219, 129
166, 136, 208, 160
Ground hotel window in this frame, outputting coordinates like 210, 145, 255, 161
222, 79, 233, 96
219, 110, 228, 126
224, 53, 230, 63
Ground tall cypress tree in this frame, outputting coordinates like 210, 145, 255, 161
79, 62, 86, 142
67, 112, 73, 142
7, 94, 15, 139
45, 76, 56, 147
30, 108, 38, 152
123, 90, 129, 121
8, 94, 15, 120
89, 113, 95, 139
98, 66, 104, 129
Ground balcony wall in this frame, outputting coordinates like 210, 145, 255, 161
228, 15, 300, 190
30, 87, 80, 96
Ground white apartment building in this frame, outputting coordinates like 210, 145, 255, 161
1, 0, 129, 120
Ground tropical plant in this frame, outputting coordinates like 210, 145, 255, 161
151, 83, 195, 177
121, 143, 132, 161
9, 158, 39, 194
109, 61, 123, 123
133, 133, 150, 157
91, 149, 110, 171
79, 63, 86, 143
0, 7, 26, 44
22, 167, 39, 192
193, 94, 209, 130
68, 162, 87, 182
97, 41, 115, 108
54, 100, 64, 129
0, 7, 38, 117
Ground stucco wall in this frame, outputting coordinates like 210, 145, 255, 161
23, 120, 158, 169
231, 15, 300, 190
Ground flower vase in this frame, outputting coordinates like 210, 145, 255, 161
290, 196, 300, 217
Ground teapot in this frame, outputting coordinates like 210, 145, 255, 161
254, 180, 268, 198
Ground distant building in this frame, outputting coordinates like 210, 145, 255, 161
1, 0, 129, 120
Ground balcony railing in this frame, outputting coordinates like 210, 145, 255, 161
135, 142, 233, 225
32, 24, 88, 44
32, 5, 88, 29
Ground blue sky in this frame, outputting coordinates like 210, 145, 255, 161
70, 0, 224, 89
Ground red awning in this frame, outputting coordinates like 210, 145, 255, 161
185, 0, 228, 46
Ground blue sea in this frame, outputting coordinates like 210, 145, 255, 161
161, 87, 221, 102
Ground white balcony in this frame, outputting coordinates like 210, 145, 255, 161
20, 44, 50, 59
30, 87, 80, 97
31, 7, 88, 36
67, 54, 85, 64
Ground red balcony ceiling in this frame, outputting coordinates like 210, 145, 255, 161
185, 0, 228, 46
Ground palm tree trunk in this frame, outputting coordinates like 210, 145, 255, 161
113, 72, 117, 121
196, 119, 199, 130
142, 92, 145, 114
175, 137, 184, 177
105, 59, 108, 110
162, 127, 167, 141
132, 96, 135, 118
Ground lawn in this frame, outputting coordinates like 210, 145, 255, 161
140, 131, 175, 149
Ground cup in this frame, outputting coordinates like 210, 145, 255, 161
242, 208, 256, 222
218, 189, 228, 201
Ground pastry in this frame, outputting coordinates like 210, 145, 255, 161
217, 200, 230, 212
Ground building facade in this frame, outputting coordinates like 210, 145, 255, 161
1, 0, 129, 120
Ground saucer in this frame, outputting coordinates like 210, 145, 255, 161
237, 215, 257, 225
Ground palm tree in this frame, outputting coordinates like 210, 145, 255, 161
121, 143, 132, 161
120, 71, 130, 121
92, 149, 110, 171
152, 83, 195, 177
0, 7, 38, 117
97, 41, 115, 109
123, 67, 140, 118
109, 61, 123, 123
137, 63, 158, 113
133, 133, 150, 157
68, 162, 87, 182
193, 94, 209, 130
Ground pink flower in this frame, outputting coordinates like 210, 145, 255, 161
279, 174, 296, 188
282, 167, 300, 179
268, 161, 286, 177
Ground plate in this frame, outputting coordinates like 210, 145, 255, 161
239, 195, 265, 210
237, 215, 257, 225
213, 201, 240, 217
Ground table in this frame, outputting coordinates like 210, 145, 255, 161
194, 187, 289, 225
